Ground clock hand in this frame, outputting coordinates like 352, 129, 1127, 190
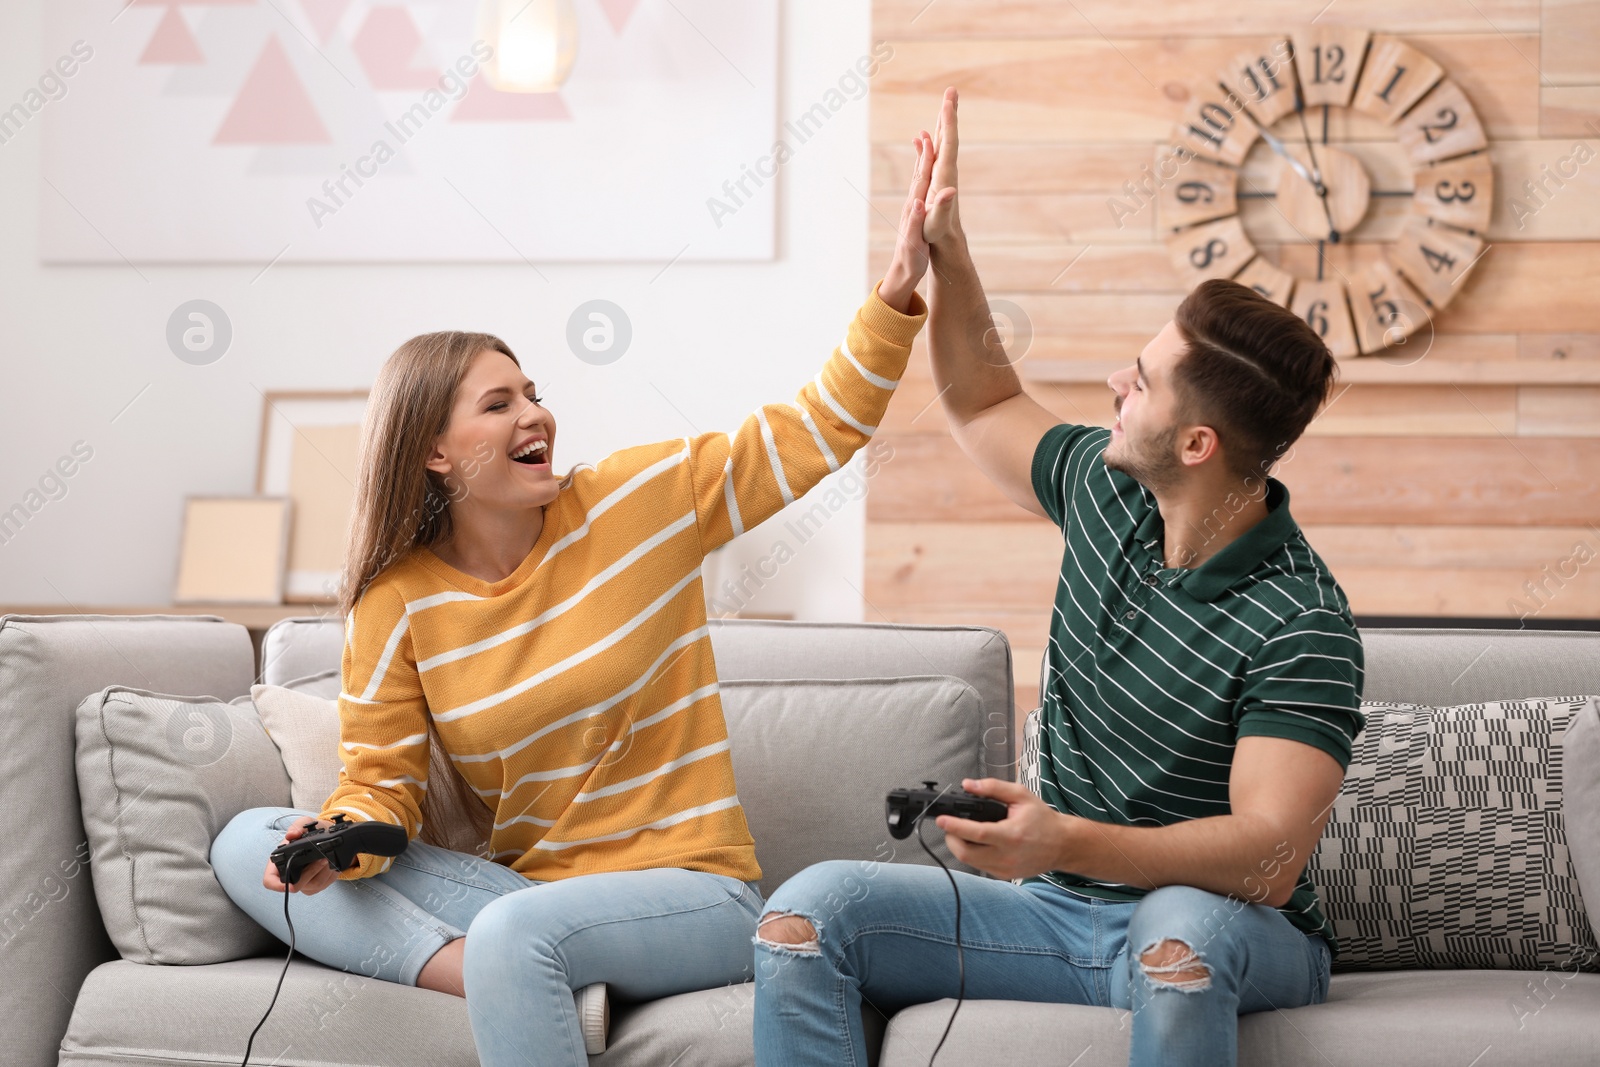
1294, 103, 1330, 191
1293, 102, 1342, 243
1256, 123, 1326, 197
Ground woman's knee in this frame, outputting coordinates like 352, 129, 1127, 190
210, 807, 310, 885
464, 889, 557, 956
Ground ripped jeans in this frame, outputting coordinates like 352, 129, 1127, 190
752, 861, 1330, 1067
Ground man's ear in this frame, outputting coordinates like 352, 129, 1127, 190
1181, 424, 1221, 467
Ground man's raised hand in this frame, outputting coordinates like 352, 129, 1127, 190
922, 87, 961, 247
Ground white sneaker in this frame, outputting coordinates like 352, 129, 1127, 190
575, 981, 610, 1055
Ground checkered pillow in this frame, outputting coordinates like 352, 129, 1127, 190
1306, 696, 1598, 972
1019, 705, 1042, 799
1020, 698, 1600, 973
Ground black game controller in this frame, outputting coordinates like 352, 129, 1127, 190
269, 814, 410, 885
885, 781, 1009, 839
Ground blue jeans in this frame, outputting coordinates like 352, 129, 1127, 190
211, 806, 765, 1067
752, 860, 1331, 1067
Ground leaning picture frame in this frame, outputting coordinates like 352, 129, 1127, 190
173, 496, 292, 605
255, 390, 368, 603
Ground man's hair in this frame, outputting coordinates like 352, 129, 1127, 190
1170, 278, 1339, 480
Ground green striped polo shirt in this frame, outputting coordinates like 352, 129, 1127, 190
1025, 422, 1365, 957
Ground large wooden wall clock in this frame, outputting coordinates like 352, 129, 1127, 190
1157, 30, 1492, 357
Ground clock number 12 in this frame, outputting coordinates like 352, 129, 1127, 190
1308, 44, 1346, 85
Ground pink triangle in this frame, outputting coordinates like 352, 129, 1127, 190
140, 6, 204, 65
214, 36, 331, 145
351, 6, 440, 90
301, 0, 351, 44
596, 0, 642, 33
451, 74, 571, 122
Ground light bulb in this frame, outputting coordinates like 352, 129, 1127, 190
476, 0, 578, 93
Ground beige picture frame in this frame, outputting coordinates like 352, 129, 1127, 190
255, 390, 368, 603
173, 496, 292, 605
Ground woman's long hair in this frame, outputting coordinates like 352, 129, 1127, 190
337, 331, 574, 857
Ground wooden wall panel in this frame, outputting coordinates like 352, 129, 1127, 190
869, 436, 1600, 526
873, 2, 1538, 39
1541, 86, 1600, 136
1542, 0, 1600, 85
869, 521, 1600, 618
879, 379, 1525, 437
871, 36, 1540, 144
866, 244, 1600, 337
868, 518, 1600, 713
866, 6, 1600, 715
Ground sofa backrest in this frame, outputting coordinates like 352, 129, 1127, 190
262, 616, 1018, 890
263, 614, 1014, 765
0, 614, 256, 1067
262, 615, 1016, 777
1359, 627, 1600, 706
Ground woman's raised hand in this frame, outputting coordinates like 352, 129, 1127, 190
878, 87, 961, 314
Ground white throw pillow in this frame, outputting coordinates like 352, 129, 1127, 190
251, 680, 491, 857
250, 683, 342, 813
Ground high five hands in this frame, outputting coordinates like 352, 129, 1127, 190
878, 87, 963, 314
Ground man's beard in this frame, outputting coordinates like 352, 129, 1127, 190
1104, 421, 1183, 492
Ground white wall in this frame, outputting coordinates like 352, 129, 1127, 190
0, 0, 883, 621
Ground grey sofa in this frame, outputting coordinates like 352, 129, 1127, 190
4, 611, 1599, 1066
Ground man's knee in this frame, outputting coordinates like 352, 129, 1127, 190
1138, 938, 1212, 992
757, 912, 820, 953
1128, 884, 1240, 962
755, 858, 878, 955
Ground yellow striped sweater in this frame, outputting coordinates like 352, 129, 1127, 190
318, 282, 928, 882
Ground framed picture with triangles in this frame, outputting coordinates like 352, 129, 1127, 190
40, 0, 777, 262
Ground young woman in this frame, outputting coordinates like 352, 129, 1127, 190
209, 136, 945, 1065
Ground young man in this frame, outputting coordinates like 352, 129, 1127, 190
751, 89, 1365, 1067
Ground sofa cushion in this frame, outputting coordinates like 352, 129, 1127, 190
1306, 695, 1600, 973
64, 958, 1600, 1067
720, 675, 989, 892
1562, 696, 1600, 945
709, 620, 1015, 780
876, 969, 1600, 1066
61, 958, 480, 1067
73, 685, 291, 964
61, 956, 891, 1067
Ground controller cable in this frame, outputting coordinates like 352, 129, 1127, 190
911, 790, 964, 1067
240, 882, 296, 1066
